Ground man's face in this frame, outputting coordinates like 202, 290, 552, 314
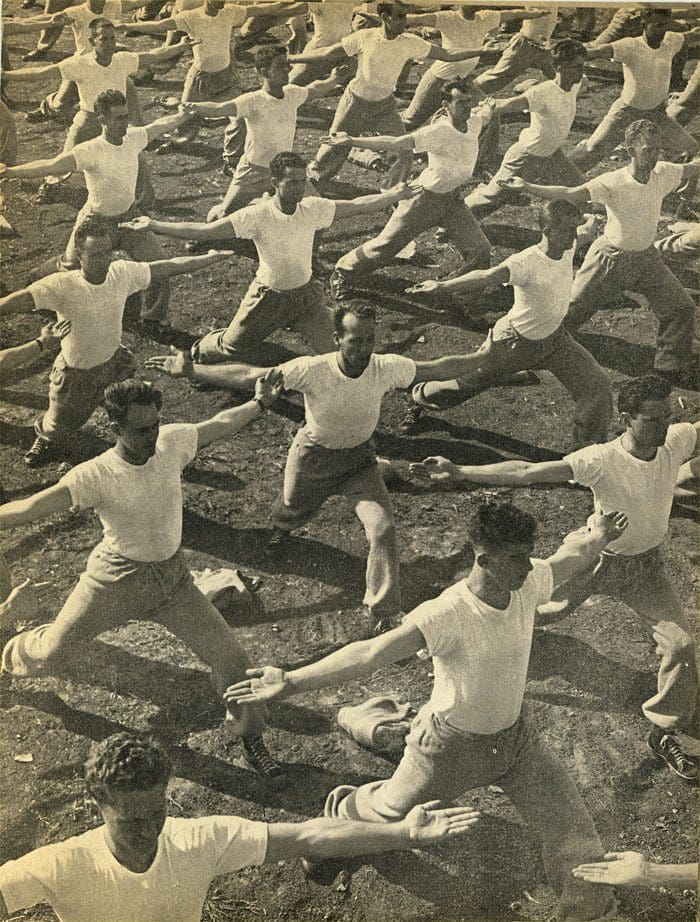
273, 166, 307, 205
557, 55, 586, 88
100, 103, 130, 141
624, 397, 673, 449
98, 785, 168, 867
88, 0, 107, 13
78, 233, 113, 278
627, 129, 661, 172
445, 88, 473, 125
91, 22, 117, 56
113, 401, 161, 462
264, 53, 291, 86
382, 6, 407, 38
334, 312, 375, 375
480, 541, 535, 593
206, 0, 226, 12
643, 14, 669, 45
542, 212, 583, 253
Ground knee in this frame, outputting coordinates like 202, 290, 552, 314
653, 621, 695, 661
365, 515, 396, 546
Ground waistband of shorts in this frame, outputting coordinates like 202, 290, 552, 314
431, 706, 523, 740
601, 544, 661, 561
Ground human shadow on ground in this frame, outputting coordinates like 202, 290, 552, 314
575, 331, 657, 376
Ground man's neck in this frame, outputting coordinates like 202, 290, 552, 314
114, 441, 150, 465
103, 831, 158, 873
644, 33, 664, 50
102, 129, 124, 146
464, 566, 511, 611
94, 50, 114, 66
273, 193, 298, 215
628, 159, 654, 184
620, 431, 659, 461
262, 79, 285, 99
80, 267, 109, 285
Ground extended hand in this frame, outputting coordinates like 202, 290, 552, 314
38, 319, 71, 354
144, 345, 193, 378
497, 176, 526, 192
224, 666, 289, 704
408, 455, 457, 484
388, 181, 420, 202
403, 801, 480, 844
406, 279, 440, 294
255, 367, 284, 407
592, 509, 628, 541
118, 215, 152, 232
320, 131, 353, 147
572, 851, 648, 887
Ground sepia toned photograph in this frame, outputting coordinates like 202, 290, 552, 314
0, 1, 698, 919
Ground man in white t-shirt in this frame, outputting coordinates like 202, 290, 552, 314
288, 0, 357, 85
125, 151, 416, 364
411, 374, 700, 783
473, 5, 558, 95
0, 374, 289, 780
326, 80, 493, 298
405, 199, 611, 449
0, 215, 231, 467
148, 301, 504, 635
573, 8, 697, 175
0, 731, 479, 922
225, 499, 625, 920
505, 119, 700, 383
288, 1, 489, 186
466, 39, 587, 219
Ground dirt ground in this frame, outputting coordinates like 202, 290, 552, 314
0, 4, 698, 921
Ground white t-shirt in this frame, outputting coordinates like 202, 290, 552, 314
587, 162, 683, 252
72, 127, 148, 216
0, 816, 268, 922
412, 115, 483, 194
342, 28, 433, 101
230, 197, 336, 290
518, 79, 580, 157
280, 353, 417, 449
613, 32, 685, 110
59, 51, 140, 112
61, 423, 199, 561
566, 422, 697, 556
499, 242, 575, 340
63, 0, 122, 54
429, 10, 500, 81
309, 0, 355, 47
520, 7, 558, 43
174, 5, 246, 71
405, 560, 554, 734
235, 86, 309, 167
28, 260, 150, 369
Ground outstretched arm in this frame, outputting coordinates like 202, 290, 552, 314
409, 456, 574, 488
145, 348, 273, 391
4, 11, 71, 32
121, 214, 237, 242
2, 61, 61, 81
494, 92, 530, 115
0, 483, 73, 528
304, 67, 343, 102
499, 176, 592, 207
144, 106, 196, 143
584, 41, 614, 60
408, 263, 509, 296
426, 45, 484, 64
0, 150, 78, 180
573, 852, 698, 890
137, 39, 190, 67
117, 17, 177, 34
546, 510, 627, 590
320, 130, 416, 154
288, 41, 348, 65
194, 369, 283, 448
0, 290, 38, 316
333, 183, 418, 219
146, 249, 235, 283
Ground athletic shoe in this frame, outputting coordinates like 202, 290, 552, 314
26, 106, 49, 122
647, 730, 699, 782
241, 735, 286, 786
24, 436, 55, 467
399, 402, 424, 434
22, 49, 47, 62
329, 267, 358, 302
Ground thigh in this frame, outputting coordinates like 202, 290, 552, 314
570, 241, 630, 307
637, 249, 693, 309
586, 98, 637, 149
346, 459, 394, 525
651, 109, 698, 157
378, 99, 407, 138
288, 280, 335, 354
328, 87, 363, 134
545, 148, 586, 187
378, 193, 439, 245
545, 329, 610, 399
63, 201, 92, 266
443, 201, 491, 257
120, 227, 165, 262
620, 559, 689, 630
224, 281, 287, 350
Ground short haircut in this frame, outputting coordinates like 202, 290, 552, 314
94, 89, 127, 119
74, 214, 111, 255
269, 150, 307, 180
625, 118, 659, 145
440, 78, 472, 101
254, 44, 287, 75
378, 2, 405, 18
84, 733, 172, 804
641, 7, 672, 21
467, 499, 537, 549
551, 38, 587, 64
333, 300, 376, 335
103, 378, 163, 426
537, 198, 584, 229
89, 16, 113, 34
617, 374, 672, 417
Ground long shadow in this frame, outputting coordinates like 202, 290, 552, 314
0, 387, 50, 412
482, 223, 541, 250
575, 331, 657, 376
375, 425, 566, 466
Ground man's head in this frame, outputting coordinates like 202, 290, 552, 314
466, 500, 537, 592
617, 374, 673, 448
254, 45, 291, 86
378, 2, 408, 38
87, 0, 107, 13
74, 215, 113, 279
89, 18, 117, 57
85, 733, 171, 865
94, 89, 130, 142
204, 0, 226, 13
333, 301, 376, 376
624, 119, 661, 171
641, 8, 672, 45
538, 199, 585, 254
441, 79, 474, 125
103, 379, 163, 462
269, 151, 308, 206
551, 38, 587, 87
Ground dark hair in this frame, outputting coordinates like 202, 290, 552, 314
254, 44, 287, 74
537, 198, 584, 229
551, 38, 587, 64
378, 2, 405, 18
269, 150, 307, 180
89, 16, 113, 34
617, 374, 672, 417
103, 378, 163, 425
641, 8, 672, 21
467, 499, 537, 549
74, 214, 111, 255
85, 733, 172, 804
94, 89, 127, 119
440, 78, 472, 102
333, 300, 376, 335
625, 118, 659, 145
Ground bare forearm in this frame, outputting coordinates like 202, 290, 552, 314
148, 218, 219, 240
0, 340, 44, 374
187, 100, 238, 118
123, 19, 173, 33
448, 460, 535, 486
421, 351, 489, 381
285, 638, 381, 696
191, 362, 267, 390
647, 863, 698, 890
289, 44, 345, 64
149, 251, 229, 281
434, 270, 492, 293
342, 134, 409, 153
146, 111, 190, 140
141, 42, 187, 65
294, 818, 410, 858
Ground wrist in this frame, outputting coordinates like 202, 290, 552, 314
254, 395, 269, 413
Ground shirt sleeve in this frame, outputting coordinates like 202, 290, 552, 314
172, 11, 191, 32
58, 54, 81, 81
113, 260, 152, 297
71, 138, 95, 174
159, 423, 199, 469
527, 558, 555, 609
211, 818, 269, 876
60, 459, 103, 510
287, 84, 310, 108
411, 123, 437, 155
404, 33, 433, 59
341, 29, 365, 58
667, 30, 685, 57
223, 5, 246, 29
308, 197, 337, 230
119, 51, 140, 77
585, 173, 613, 208
377, 354, 417, 390
611, 37, 634, 65
278, 356, 312, 393
502, 250, 531, 288
26, 274, 69, 316
129, 126, 149, 153
667, 422, 698, 465
0, 856, 56, 915
229, 204, 260, 240
565, 444, 603, 489
403, 591, 458, 658
481, 10, 501, 32
657, 161, 684, 197
234, 92, 256, 120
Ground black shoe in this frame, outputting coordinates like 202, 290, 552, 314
647, 730, 699, 782
399, 402, 424, 434
222, 162, 235, 177
329, 268, 358, 302
242, 735, 286, 786
24, 436, 55, 467
266, 527, 292, 559
26, 106, 49, 123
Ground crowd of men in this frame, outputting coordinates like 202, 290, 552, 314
0, 1, 698, 920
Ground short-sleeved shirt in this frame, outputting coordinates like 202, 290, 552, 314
428, 9, 500, 80
230, 197, 336, 290
63, 0, 122, 54
173, 5, 246, 71
566, 422, 697, 556
0, 816, 268, 922
61, 423, 199, 561
235, 85, 309, 167
613, 31, 685, 110
405, 560, 554, 734
72, 127, 148, 216
520, 7, 558, 43
587, 161, 683, 252
59, 51, 140, 112
28, 260, 150, 369
412, 115, 483, 193
279, 353, 417, 448
342, 28, 433, 101
498, 242, 575, 340
309, 0, 355, 47
518, 79, 580, 157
